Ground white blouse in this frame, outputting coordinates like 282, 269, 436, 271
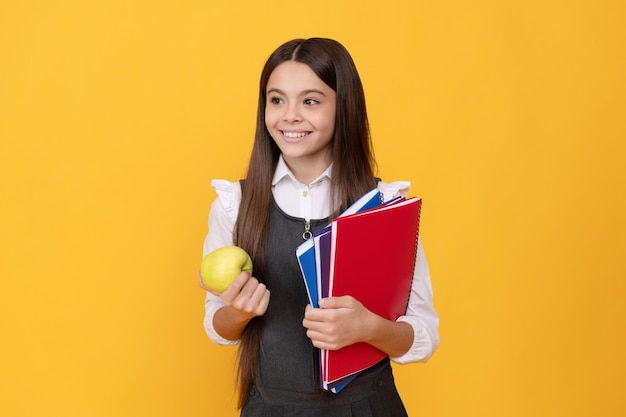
202, 156, 439, 364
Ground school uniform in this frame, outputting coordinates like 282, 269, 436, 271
202, 156, 439, 415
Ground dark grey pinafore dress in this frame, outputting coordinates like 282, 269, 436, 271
240, 198, 409, 417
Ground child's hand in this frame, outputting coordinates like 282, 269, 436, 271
302, 296, 372, 351
201, 271, 270, 341
220, 271, 270, 320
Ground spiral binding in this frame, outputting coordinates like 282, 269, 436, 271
405, 199, 422, 314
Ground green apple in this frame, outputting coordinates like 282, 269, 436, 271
200, 246, 253, 293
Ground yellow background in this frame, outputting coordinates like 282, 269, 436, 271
1, 1, 624, 416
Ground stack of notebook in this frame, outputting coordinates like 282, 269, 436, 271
296, 189, 422, 392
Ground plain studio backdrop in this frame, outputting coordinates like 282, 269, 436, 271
1, 1, 624, 416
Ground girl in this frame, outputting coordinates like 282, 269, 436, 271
200, 38, 439, 417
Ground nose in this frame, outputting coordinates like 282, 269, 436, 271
283, 103, 301, 123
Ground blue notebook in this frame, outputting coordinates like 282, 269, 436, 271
296, 239, 318, 307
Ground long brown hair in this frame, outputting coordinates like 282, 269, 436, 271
233, 38, 377, 408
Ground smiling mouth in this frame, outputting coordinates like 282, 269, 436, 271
281, 130, 310, 139
280, 131, 312, 142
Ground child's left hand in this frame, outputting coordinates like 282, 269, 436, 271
302, 296, 373, 351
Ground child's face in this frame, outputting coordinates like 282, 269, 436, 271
265, 61, 336, 181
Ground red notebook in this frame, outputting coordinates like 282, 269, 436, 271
323, 197, 422, 384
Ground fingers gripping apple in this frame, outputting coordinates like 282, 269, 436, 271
200, 246, 253, 293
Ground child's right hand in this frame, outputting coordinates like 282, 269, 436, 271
220, 271, 270, 319
199, 270, 270, 341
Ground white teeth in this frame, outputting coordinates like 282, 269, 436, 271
283, 131, 308, 138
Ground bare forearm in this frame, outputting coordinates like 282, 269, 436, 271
362, 313, 414, 358
213, 305, 254, 342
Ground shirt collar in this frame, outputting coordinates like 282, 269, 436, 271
272, 155, 333, 187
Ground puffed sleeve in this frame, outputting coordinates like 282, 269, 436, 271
203, 179, 242, 346
377, 180, 440, 364
202, 179, 241, 256
377, 180, 410, 201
